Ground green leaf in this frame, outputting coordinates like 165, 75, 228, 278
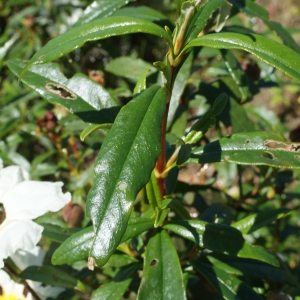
75, 0, 135, 26
19, 266, 85, 291
91, 264, 140, 300
87, 85, 166, 267
133, 70, 149, 95
6, 59, 119, 124
231, 208, 290, 234
146, 171, 163, 210
52, 218, 154, 265
137, 229, 186, 300
111, 6, 169, 22
206, 253, 297, 286
167, 52, 193, 129
191, 260, 262, 300
164, 220, 278, 266
22, 16, 172, 73
188, 132, 300, 168
52, 226, 93, 265
120, 217, 155, 243
227, 0, 300, 53
80, 123, 112, 141
105, 56, 157, 83
221, 49, 251, 103
245, 106, 286, 140
185, 0, 227, 44
40, 223, 79, 243
184, 93, 228, 144
266, 21, 300, 53
184, 32, 300, 83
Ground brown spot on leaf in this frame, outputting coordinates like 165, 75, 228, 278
264, 140, 300, 152
45, 82, 77, 100
150, 258, 159, 266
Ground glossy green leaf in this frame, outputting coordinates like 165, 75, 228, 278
231, 208, 290, 234
80, 123, 112, 141
40, 223, 79, 243
87, 85, 166, 267
137, 229, 186, 300
164, 220, 278, 266
184, 32, 300, 83
20, 266, 85, 291
206, 253, 297, 285
184, 93, 228, 144
167, 52, 193, 129
111, 6, 169, 22
188, 132, 300, 169
133, 70, 149, 95
245, 106, 286, 139
215, 2, 232, 32
191, 260, 262, 300
52, 226, 93, 265
91, 264, 140, 300
52, 217, 154, 265
197, 82, 256, 133
266, 21, 300, 53
104, 253, 138, 268
185, 0, 226, 44
6, 58, 119, 124
105, 56, 157, 83
227, 0, 300, 53
120, 217, 155, 243
221, 49, 251, 103
75, 0, 135, 26
22, 16, 172, 73
146, 171, 163, 210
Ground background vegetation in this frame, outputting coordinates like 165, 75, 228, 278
1, 0, 300, 299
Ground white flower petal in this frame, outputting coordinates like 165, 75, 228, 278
3, 181, 71, 220
11, 246, 45, 270
30, 282, 65, 300
0, 220, 43, 268
0, 165, 29, 200
0, 269, 26, 298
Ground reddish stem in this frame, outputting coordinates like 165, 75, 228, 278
156, 102, 169, 197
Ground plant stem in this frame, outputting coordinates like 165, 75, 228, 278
156, 101, 169, 197
4, 263, 42, 300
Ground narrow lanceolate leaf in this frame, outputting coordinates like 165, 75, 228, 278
191, 260, 262, 300
6, 58, 119, 124
52, 217, 154, 265
231, 208, 290, 234
137, 229, 186, 300
87, 85, 166, 267
206, 253, 297, 286
75, 0, 135, 26
105, 56, 157, 83
20, 266, 85, 291
164, 220, 278, 266
22, 16, 172, 73
183, 32, 300, 83
227, 0, 300, 53
91, 264, 140, 300
40, 223, 79, 243
187, 132, 300, 169
111, 6, 169, 23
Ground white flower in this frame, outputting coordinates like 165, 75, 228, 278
0, 269, 30, 299
0, 247, 64, 300
0, 162, 71, 268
